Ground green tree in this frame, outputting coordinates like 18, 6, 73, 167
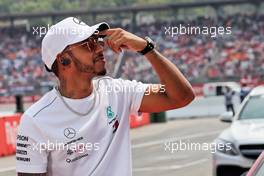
0, 0, 80, 14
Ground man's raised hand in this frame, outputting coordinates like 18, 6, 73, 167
99, 28, 147, 53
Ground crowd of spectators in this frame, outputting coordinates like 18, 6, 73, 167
0, 28, 47, 95
0, 13, 263, 95
121, 14, 264, 83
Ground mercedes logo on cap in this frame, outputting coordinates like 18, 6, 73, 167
64, 127, 76, 139
72, 17, 86, 26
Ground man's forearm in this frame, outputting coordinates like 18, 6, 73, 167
100, 27, 194, 105
144, 49, 194, 104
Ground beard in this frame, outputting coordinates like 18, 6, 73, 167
96, 68, 107, 76
72, 58, 93, 73
71, 54, 107, 76
75, 60, 107, 76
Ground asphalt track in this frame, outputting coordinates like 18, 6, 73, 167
0, 117, 230, 176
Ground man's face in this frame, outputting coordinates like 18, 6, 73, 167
62, 35, 107, 76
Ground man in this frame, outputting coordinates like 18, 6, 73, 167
239, 82, 251, 103
224, 86, 235, 116
16, 17, 194, 176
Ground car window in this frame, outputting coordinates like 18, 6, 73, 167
239, 96, 264, 120
254, 160, 264, 176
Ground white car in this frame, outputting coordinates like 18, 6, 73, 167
213, 86, 264, 176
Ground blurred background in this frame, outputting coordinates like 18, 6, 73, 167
0, 0, 263, 176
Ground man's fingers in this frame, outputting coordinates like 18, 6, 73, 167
98, 30, 107, 36
106, 38, 119, 53
115, 37, 127, 50
108, 31, 121, 41
106, 30, 125, 53
110, 33, 123, 49
98, 29, 116, 36
100, 28, 128, 53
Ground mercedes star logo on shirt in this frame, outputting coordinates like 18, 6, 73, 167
64, 127, 76, 139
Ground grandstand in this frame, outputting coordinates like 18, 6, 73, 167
0, 0, 263, 96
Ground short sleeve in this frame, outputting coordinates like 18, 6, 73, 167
115, 79, 149, 115
16, 114, 48, 173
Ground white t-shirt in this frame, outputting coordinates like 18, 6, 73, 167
16, 77, 149, 176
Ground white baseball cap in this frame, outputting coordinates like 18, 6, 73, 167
41, 17, 110, 70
